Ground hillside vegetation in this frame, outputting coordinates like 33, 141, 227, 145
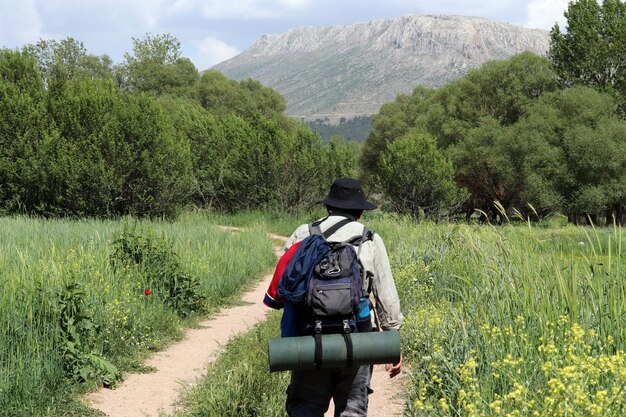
2, 2, 625, 224
307, 115, 372, 143
362, 52, 626, 225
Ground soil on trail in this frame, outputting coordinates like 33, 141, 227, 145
85, 232, 406, 417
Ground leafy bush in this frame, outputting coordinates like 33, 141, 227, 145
110, 228, 207, 317
378, 131, 466, 217
56, 283, 120, 386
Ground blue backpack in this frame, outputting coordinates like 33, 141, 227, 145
278, 218, 373, 336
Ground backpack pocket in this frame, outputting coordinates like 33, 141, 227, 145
309, 282, 352, 316
316, 252, 352, 279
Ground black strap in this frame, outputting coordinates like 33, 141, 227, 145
308, 215, 328, 235
321, 218, 352, 239
342, 333, 354, 367
314, 333, 323, 369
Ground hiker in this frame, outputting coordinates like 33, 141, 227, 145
264, 177, 403, 417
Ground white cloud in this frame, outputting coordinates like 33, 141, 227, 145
35, 0, 163, 34
167, 0, 313, 20
202, 1, 277, 19
0, 0, 43, 47
525, 0, 569, 30
25, 0, 167, 61
164, 0, 271, 19
169, 0, 196, 14
195, 36, 240, 68
277, 0, 312, 10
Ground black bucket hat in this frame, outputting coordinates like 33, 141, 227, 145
323, 178, 377, 210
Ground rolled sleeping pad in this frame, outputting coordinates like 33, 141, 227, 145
268, 330, 400, 372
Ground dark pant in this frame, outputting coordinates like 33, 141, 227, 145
285, 364, 370, 417
286, 320, 372, 417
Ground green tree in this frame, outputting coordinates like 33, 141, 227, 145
239, 78, 286, 115
115, 93, 195, 216
448, 122, 514, 220
164, 103, 286, 212
158, 96, 224, 208
518, 86, 626, 224
195, 70, 286, 118
275, 123, 327, 210
274, 126, 362, 212
126, 33, 182, 63
550, 0, 626, 113
448, 85, 626, 224
324, 135, 360, 181
0, 49, 48, 213
159, 94, 346, 213
509, 106, 568, 217
361, 53, 557, 191
307, 116, 373, 143
555, 90, 625, 224
562, 121, 625, 224
22, 37, 114, 84
360, 92, 420, 183
39, 77, 129, 216
448, 118, 566, 221
426, 52, 558, 148
119, 33, 199, 97
377, 131, 465, 217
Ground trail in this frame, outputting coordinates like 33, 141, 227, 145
85, 230, 405, 417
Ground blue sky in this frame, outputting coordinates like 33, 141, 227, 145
0, 0, 569, 70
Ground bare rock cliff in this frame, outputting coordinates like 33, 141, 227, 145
213, 15, 549, 121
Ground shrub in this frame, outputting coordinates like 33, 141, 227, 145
110, 228, 207, 318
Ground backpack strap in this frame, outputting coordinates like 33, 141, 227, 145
356, 227, 374, 259
352, 227, 374, 296
343, 227, 374, 256
313, 333, 323, 369
342, 333, 354, 367
313, 331, 355, 368
309, 217, 352, 240
308, 216, 327, 236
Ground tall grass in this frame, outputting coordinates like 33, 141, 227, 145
169, 213, 625, 417
5, 210, 623, 416
0, 213, 276, 416
385, 219, 625, 416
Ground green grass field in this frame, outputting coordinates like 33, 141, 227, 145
374, 217, 625, 417
1, 212, 624, 417
175, 213, 625, 417
0, 213, 276, 416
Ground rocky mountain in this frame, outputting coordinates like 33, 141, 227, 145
213, 15, 550, 122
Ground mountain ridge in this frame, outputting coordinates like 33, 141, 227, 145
213, 14, 550, 121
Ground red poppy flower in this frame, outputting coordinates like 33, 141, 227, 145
144, 289, 152, 296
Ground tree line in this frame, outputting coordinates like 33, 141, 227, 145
0, 34, 358, 217
1, 0, 624, 224
307, 116, 372, 143
362, 0, 626, 225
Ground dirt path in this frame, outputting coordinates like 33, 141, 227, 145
85, 231, 406, 417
